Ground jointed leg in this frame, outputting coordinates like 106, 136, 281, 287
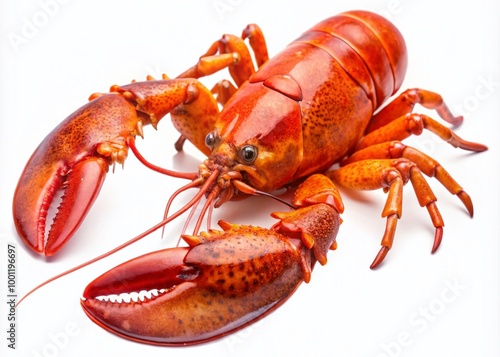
342, 141, 474, 216
174, 25, 270, 150
211, 80, 238, 106
327, 158, 443, 268
357, 113, 488, 152
365, 88, 464, 133
177, 28, 269, 87
241, 24, 269, 67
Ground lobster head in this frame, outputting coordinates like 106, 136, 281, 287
199, 76, 305, 206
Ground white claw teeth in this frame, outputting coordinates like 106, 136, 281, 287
121, 293, 132, 303
94, 289, 166, 304
130, 292, 139, 303
95, 294, 120, 303
139, 290, 154, 301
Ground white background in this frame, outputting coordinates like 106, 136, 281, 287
1, 1, 499, 356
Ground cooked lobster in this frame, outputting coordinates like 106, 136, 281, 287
13, 10, 487, 345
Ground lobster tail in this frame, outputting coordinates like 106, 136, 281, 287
344, 11, 407, 93
308, 10, 408, 108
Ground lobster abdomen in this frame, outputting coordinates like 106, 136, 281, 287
306, 10, 408, 109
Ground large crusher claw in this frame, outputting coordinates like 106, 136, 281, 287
81, 175, 343, 345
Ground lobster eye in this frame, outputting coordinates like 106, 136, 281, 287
205, 131, 217, 149
239, 145, 258, 164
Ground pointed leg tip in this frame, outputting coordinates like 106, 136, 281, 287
466, 200, 474, 218
174, 135, 186, 152
476, 143, 488, 152
461, 140, 488, 152
453, 115, 464, 127
456, 191, 474, 217
431, 227, 443, 254
370, 246, 389, 269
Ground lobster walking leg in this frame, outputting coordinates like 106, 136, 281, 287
356, 112, 488, 152
210, 26, 268, 106
330, 87, 487, 267
209, 79, 238, 106
328, 159, 442, 268
365, 88, 464, 133
241, 24, 269, 66
174, 28, 268, 150
177, 30, 265, 86
342, 141, 474, 215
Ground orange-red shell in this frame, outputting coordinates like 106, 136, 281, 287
212, 10, 407, 192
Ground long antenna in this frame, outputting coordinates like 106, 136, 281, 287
17, 171, 219, 306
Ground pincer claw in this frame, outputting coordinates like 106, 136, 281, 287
81, 226, 308, 345
13, 94, 138, 256
13, 155, 107, 255
38, 157, 107, 255
13, 78, 219, 256
81, 174, 342, 345
13, 153, 108, 254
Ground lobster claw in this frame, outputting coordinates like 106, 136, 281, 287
81, 226, 309, 345
13, 154, 107, 256
12, 93, 141, 256
81, 174, 342, 345
12, 93, 139, 256
13, 78, 215, 256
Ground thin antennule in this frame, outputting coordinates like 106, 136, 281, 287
18, 218, 169, 306
177, 199, 201, 246
175, 170, 221, 245
17, 170, 220, 306
193, 186, 220, 235
162, 178, 204, 240
206, 199, 215, 231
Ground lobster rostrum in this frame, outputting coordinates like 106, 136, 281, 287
14, 10, 487, 345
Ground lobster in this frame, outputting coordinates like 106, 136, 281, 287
13, 10, 487, 346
